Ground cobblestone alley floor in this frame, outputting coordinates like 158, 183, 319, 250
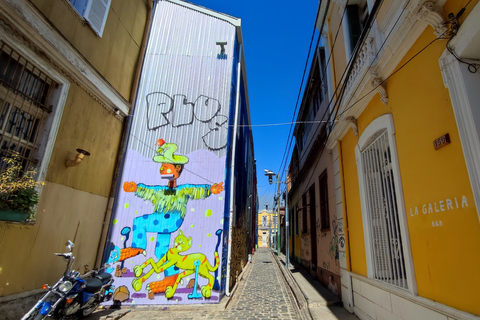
90, 248, 302, 320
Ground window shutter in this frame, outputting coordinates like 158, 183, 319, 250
84, 0, 111, 37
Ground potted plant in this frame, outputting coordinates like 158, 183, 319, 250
0, 153, 45, 222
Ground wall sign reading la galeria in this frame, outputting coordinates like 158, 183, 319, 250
409, 195, 469, 227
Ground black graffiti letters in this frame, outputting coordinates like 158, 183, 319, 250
146, 92, 229, 150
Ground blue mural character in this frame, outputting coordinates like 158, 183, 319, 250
122, 139, 224, 293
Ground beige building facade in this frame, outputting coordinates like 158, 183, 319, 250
0, 0, 149, 315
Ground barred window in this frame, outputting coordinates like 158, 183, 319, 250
356, 115, 415, 292
360, 130, 407, 289
0, 41, 56, 174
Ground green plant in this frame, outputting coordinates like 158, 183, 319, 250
0, 153, 45, 220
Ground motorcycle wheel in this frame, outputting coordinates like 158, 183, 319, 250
76, 301, 99, 318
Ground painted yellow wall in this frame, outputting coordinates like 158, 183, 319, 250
0, 182, 108, 296
257, 211, 276, 247
31, 0, 147, 100
328, 5, 347, 89
45, 84, 123, 197
0, 0, 147, 298
386, 28, 479, 315
340, 131, 367, 277
341, 22, 480, 314
289, 195, 302, 258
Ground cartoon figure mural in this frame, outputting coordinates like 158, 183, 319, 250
122, 139, 224, 295
104, 136, 228, 305
132, 229, 221, 299
103, 0, 246, 306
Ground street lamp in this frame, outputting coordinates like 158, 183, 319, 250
264, 169, 290, 268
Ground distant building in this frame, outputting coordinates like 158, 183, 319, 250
257, 208, 278, 249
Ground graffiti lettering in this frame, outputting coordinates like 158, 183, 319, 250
328, 219, 339, 261
322, 261, 330, 270
146, 92, 228, 151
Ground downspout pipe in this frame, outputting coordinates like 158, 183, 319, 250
95, 0, 155, 268
225, 43, 243, 297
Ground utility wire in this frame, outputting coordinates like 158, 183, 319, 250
294, 0, 387, 195
338, 35, 446, 118
276, 3, 324, 181
293, 1, 456, 198
287, 1, 360, 171
278, 0, 349, 182
233, 120, 334, 127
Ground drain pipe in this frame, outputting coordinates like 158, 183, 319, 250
225, 43, 243, 297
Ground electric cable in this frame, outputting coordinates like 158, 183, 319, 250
294, 0, 388, 195
286, 0, 380, 192
275, 2, 325, 180
338, 34, 447, 118
294, 2, 456, 198
277, 0, 350, 183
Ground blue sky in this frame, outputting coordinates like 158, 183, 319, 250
188, 0, 320, 211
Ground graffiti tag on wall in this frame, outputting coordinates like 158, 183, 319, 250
146, 93, 229, 151
328, 219, 339, 261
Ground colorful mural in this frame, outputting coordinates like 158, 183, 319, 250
105, 142, 227, 305
103, 0, 242, 305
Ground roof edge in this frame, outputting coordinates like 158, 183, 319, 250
165, 0, 242, 26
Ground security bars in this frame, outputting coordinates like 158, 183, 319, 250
0, 41, 55, 172
361, 130, 407, 289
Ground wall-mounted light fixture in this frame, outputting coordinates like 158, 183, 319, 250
65, 148, 90, 168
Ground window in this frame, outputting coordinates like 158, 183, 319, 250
355, 114, 415, 291
0, 40, 63, 222
68, 0, 111, 37
262, 215, 267, 228
314, 47, 329, 118
0, 42, 55, 172
319, 170, 329, 230
296, 47, 330, 156
301, 193, 308, 233
344, 0, 370, 56
295, 205, 299, 235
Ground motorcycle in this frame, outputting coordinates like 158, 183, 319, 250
22, 241, 114, 320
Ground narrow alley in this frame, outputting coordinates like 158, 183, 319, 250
90, 248, 300, 319
89, 248, 357, 320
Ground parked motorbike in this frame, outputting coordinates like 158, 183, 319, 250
22, 241, 114, 320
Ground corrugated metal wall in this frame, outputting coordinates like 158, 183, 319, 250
104, 1, 238, 305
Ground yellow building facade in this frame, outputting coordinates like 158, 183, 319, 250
257, 209, 278, 248
0, 0, 149, 316
312, 0, 480, 318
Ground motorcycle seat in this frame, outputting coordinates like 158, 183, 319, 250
98, 272, 112, 283
84, 278, 103, 293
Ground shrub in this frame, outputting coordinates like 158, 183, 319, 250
0, 153, 45, 221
